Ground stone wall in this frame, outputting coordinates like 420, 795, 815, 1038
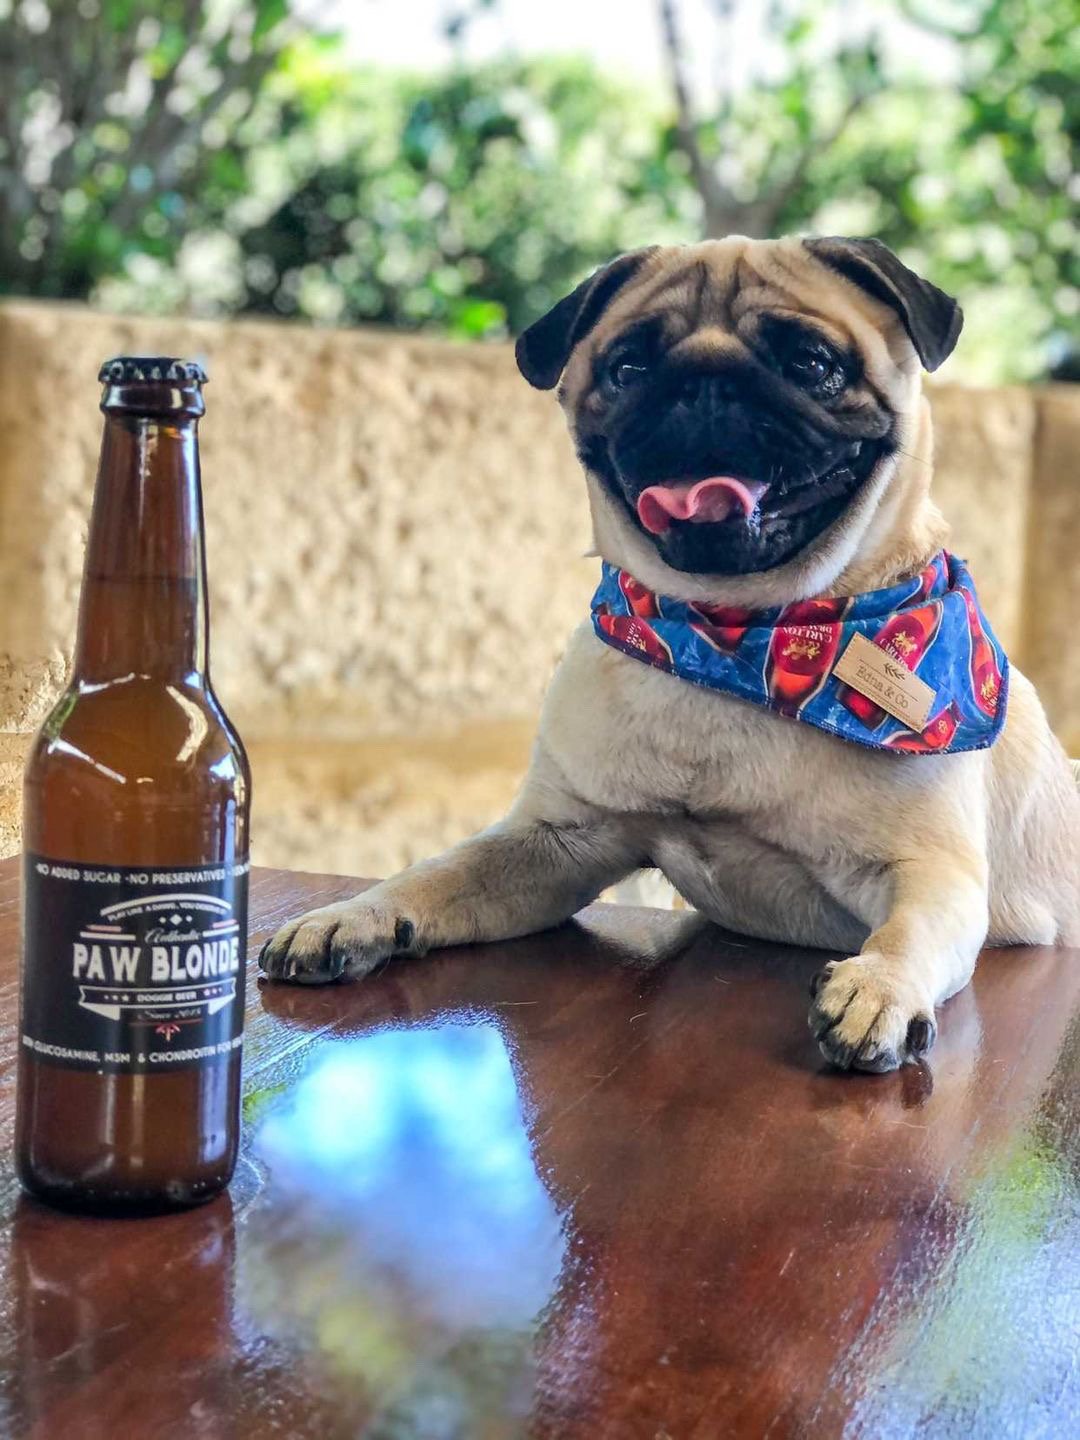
0, 300, 595, 741
1021, 387, 1080, 746
1, 299, 1077, 873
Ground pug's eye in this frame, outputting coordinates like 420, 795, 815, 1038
608, 356, 649, 390
784, 345, 842, 390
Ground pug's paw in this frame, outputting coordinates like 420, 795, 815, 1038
808, 954, 936, 1073
259, 900, 419, 985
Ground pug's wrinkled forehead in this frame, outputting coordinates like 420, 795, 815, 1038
518, 235, 962, 412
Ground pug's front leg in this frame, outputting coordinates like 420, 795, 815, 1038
808, 847, 989, 1073
259, 814, 642, 984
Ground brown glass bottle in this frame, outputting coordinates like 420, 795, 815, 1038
16, 357, 251, 1213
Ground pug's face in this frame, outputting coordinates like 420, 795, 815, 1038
516, 236, 961, 593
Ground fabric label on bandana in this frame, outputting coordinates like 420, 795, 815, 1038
832, 632, 936, 731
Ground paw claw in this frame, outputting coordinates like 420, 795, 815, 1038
394, 917, 416, 950
906, 1015, 936, 1057
809, 965, 833, 1001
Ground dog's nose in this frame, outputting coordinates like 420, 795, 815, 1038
670, 373, 701, 406
673, 372, 740, 407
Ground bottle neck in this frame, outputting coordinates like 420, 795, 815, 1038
73, 411, 209, 685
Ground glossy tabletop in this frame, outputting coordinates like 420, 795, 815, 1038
0, 857, 1077, 1438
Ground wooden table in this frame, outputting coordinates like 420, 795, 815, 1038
0, 858, 1076, 1438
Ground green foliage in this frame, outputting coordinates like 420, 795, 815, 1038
934, 0, 1079, 377
0, 0, 293, 298
0, 0, 1075, 378
656, 0, 1078, 378
230, 53, 688, 337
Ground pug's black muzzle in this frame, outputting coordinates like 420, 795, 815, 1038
582, 366, 893, 576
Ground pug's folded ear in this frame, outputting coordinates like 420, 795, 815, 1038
805, 236, 963, 373
515, 248, 659, 390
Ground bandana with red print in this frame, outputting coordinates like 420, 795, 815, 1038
591, 551, 1008, 754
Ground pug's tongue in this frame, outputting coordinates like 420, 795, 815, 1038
637, 477, 769, 536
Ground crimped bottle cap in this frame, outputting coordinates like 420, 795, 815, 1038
98, 356, 208, 385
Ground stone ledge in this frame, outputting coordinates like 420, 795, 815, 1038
246, 720, 534, 877
1022, 386, 1080, 755
0, 734, 31, 859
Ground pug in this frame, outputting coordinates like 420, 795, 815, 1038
261, 236, 1080, 1073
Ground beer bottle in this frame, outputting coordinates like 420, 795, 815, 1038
689, 599, 753, 656
764, 596, 850, 716
16, 357, 251, 1213
959, 584, 1004, 718
885, 700, 963, 752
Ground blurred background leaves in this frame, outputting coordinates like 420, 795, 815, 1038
0, 0, 1076, 379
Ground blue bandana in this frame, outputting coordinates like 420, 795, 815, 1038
591, 551, 1008, 754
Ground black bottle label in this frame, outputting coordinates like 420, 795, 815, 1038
21, 854, 249, 1073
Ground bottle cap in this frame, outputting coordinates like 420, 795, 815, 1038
98, 357, 208, 385
98, 356, 207, 417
